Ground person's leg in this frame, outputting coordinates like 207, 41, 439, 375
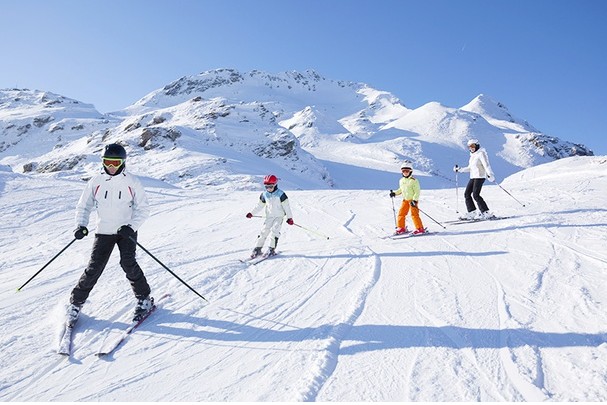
397, 200, 410, 230
255, 218, 274, 248
410, 204, 423, 230
464, 179, 476, 212
472, 178, 489, 212
71, 234, 116, 305
117, 232, 151, 299
268, 218, 283, 249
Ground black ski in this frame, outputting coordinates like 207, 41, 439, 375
96, 293, 171, 356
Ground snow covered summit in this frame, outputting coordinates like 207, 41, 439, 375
0, 70, 595, 190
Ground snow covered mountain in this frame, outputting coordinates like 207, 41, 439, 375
0, 70, 594, 191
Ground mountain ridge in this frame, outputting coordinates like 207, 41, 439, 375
0, 69, 594, 190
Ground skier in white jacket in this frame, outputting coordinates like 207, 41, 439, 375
454, 139, 496, 220
246, 174, 294, 258
67, 143, 153, 326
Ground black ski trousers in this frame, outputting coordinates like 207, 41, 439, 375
71, 233, 151, 305
464, 178, 489, 213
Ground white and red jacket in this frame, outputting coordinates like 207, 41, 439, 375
75, 170, 150, 235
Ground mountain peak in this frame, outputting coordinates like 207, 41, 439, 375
461, 94, 536, 133
461, 94, 511, 120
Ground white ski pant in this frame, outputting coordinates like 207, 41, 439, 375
255, 216, 284, 249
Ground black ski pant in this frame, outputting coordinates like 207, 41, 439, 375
71, 233, 151, 305
464, 178, 489, 213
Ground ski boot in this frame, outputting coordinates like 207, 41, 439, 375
412, 227, 427, 235
459, 210, 478, 220
133, 296, 155, 322
477, 211, 495, 220
394, 227, 407, 235
267, 247, 277, 256
251, 247, 262, 259
66, 303, 82, 327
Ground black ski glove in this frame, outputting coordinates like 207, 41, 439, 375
74, 226, 88, 240
389, 190, 396, 198
117, 225, 135, 238
410, 200, 418, 207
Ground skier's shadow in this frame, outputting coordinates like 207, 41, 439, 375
149, 312, 607, 352
281, 250, 508, 259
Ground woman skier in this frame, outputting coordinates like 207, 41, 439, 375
454, 139, 496, 220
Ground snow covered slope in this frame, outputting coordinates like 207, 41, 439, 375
1, 155, 606, 401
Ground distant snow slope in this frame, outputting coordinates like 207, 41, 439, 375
1, 155, 606, 401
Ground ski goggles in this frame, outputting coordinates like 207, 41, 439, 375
264, 184, 276, 189
401, 168, 412, 172
102, 157, 124, 168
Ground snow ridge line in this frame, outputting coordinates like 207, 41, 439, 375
295, 250, 382, 401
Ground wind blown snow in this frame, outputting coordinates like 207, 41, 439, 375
1, 155, 606, 401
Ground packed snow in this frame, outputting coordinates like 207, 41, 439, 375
1, 155, 606, 401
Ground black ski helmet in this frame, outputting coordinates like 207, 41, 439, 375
102, 143, 127, 175
103, 143, 127, 160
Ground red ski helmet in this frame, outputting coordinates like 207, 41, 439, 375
263, 174, 278, 185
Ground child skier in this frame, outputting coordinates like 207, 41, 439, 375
246, 174, 294, 258
389, 161, 426, 235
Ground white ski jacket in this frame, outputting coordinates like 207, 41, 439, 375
250, 188, 293, 219
75, 170, 150, 235
459, 147, 495, 180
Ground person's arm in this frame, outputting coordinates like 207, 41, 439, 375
128, 176, 150, 231
74, 179, 95, 229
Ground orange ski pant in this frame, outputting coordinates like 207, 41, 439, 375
397, 200, 423, 230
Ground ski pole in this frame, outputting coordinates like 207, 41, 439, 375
390, 195, 398, 230
455, 170, 459, 213
130, 237, 208, 302
417, 206, 446, 229
495, 182, 526, 207
293, 223, 330, 240
17, 238, 77, 291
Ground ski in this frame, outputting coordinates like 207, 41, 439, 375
446, 216, 513, 225
57, 324, 74, 356
390, 229, 434, 239
381, 231, 412, 239
250, 252, 279, 265
241, 252, 278, 266
96, 293, 171, 357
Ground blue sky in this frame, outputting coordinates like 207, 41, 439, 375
1, 0, 605, 154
